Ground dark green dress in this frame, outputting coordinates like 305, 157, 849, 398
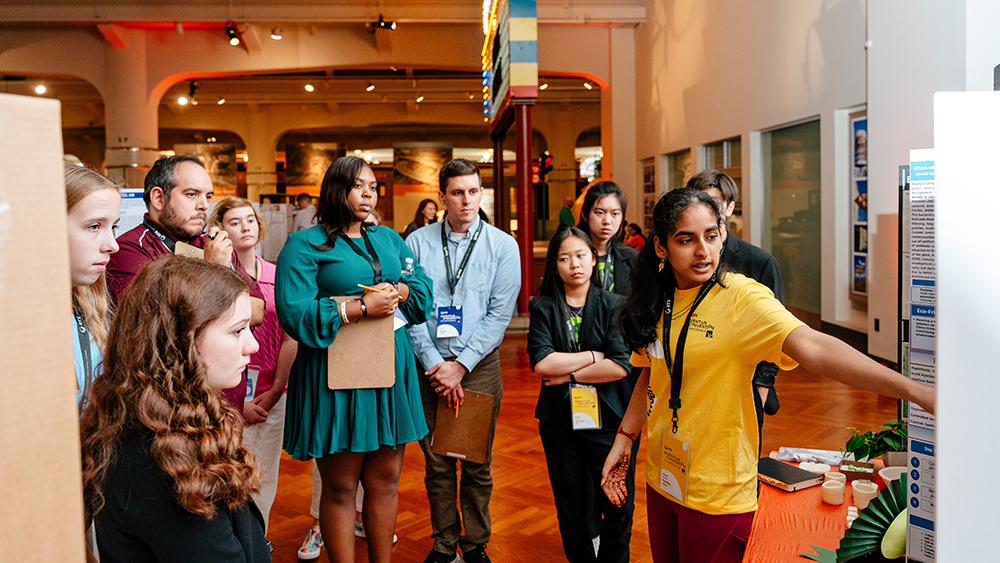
275, 224, 433, 459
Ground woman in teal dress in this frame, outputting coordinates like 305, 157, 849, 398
276, 155, 433, 563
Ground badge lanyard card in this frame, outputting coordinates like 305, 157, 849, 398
437, 221, 484, 339
565, 305, 601, 430
657, 274, 717, 503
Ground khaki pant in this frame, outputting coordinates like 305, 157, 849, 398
418, 349, 503, 555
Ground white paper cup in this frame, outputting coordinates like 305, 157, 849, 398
822, 480, 845, 505
825, 471, 847, 485
852, 480, 878, 509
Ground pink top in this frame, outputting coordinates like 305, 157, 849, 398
248, 257, 285, 395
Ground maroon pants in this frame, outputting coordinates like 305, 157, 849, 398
646, 485, 753, 563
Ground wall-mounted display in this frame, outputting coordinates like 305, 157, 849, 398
285, 143, 345, 188
850, 112, 868, 297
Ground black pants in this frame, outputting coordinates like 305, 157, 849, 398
538, 420, 641, 563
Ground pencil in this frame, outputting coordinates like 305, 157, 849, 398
455, 403, 459, 418
357, 284, 387, 293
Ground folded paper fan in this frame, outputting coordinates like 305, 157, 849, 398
833, 473, 907, 562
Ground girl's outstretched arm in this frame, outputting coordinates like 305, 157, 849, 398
783, 326, 935, 415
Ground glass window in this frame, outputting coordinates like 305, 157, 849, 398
703, 137, 743, 239
666, 149, 692, 192
762, 120, 821, 317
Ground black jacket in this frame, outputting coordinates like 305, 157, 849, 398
607, 243, 638, 297
721, 234, 784, 390
527, 288, 636, 426
94, 431, 271, 563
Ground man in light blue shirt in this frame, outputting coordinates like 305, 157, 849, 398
406, 158, 520, 563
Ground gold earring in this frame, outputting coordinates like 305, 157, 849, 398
658, 258, 665, 272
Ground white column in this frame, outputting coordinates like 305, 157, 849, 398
608, 25, 638, 223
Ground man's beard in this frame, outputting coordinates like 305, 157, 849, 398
159, 200, 204, 241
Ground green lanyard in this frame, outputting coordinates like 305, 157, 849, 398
599, 251, 615, 291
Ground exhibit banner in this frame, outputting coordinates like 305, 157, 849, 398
392, 142, 453, 232
907, 148, 936, 563
175, 143, 238, 197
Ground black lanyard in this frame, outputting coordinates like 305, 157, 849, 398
73, 306, 93, 415
142, 217, 176, 252
600, 251, 615, 291
340, 226, 382, 284
663, 273, 717, 433
441, 220, 485, 294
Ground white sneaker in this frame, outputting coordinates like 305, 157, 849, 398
355, 522, 397, 543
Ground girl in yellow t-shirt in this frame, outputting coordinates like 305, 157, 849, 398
600, 188, 935, 563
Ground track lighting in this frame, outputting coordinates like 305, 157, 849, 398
226, 22, 240, 46
366, 82, 375, 92
583, 82, 593, 90
370, 14, 396, 33
304, 84, 315, 92
34, 84, 46, 94
539, 83, 548, 90
415, 94, 424, 103
270, 27, 282, 40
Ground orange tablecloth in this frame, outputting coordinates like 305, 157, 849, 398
743, 457, 885, 562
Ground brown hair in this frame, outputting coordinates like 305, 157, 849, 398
64, 162, 121, 351
80, 256, 260, 520
438, 158, 481, 193
685, 169, 739, 205
209, 196, 269, 242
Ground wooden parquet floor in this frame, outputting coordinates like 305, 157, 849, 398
264, 334, 897, 563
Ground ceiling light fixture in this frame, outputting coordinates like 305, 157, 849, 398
366, 82, 376, 92
370, 14, 397, 32
34, 84, 46, 94
539, 83, 548, 90
304, 84, 315, 92
354, 149, 362, 155
415, 94, 424, 103
270, 27, 282, 40
390, 65, 398, 72
178, 96, 188, 105
217, 97, 226, 105
225, 22, 241, 46
583, 82, 593, 90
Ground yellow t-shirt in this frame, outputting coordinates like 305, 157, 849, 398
631, 273, 805, 515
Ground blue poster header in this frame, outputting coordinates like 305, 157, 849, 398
911, 161, 935, 181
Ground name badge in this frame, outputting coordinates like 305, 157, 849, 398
436, 306, 463, 338
245, 367, 260, 402
570, 384, 601, 430
659, 430, 691, 503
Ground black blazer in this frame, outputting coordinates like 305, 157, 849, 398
94, 431, 271, 563
608, 243, 638, 297
527, 288, 635, 426
721, 234, 784, 388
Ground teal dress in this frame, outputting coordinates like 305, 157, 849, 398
275, 224, 433, 459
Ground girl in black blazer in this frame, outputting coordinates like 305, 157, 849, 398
577, 181, 638, 297
527, 226, 640, 563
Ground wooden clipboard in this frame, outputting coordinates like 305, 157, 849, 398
327, 296, 395, 389
174, 241, 204, 259
430, 389, 495, 464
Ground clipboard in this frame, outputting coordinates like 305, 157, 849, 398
327, 296, 395, 389
174, 241, 204, 259
430, 389, 495, 464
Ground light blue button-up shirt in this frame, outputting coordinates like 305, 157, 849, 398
406, 216, 520, 372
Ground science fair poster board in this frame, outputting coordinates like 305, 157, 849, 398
907, 148, 936, 563
933, 91, 1000, 563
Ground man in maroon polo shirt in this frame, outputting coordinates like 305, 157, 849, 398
107, 154, 235, 299
107, 154, 264, 409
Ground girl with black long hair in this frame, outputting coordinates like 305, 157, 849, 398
600, 188, 934, 563
577, 181, 636, 296
527, 225, 640, 563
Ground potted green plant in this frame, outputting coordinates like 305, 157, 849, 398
843, 420, 908, 467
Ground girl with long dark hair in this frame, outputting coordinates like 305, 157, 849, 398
577, 181, 636, 296
600, 188, 935, 563
80, 256, 268, 562
402, 198, 438, 239
527, 225, 640, 563
275, 155, 433, 563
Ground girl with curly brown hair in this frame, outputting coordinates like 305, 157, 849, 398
80, 256, 270, 563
